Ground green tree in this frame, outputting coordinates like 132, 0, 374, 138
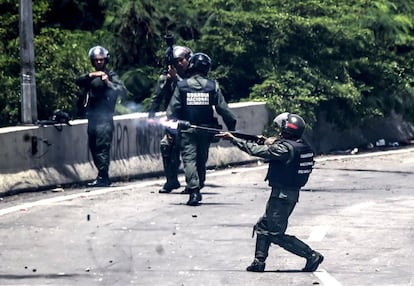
246, 0, 414, 129
100, 0, 203, 105
2, 0, 414, 132
44, 0, 106, 30
34, 28, 106, 119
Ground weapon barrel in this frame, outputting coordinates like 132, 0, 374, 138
189, 124, 221, 133
178, 120, 259, 142
163, 34, 175, 69
229, 132, 260, 142
164, 34, 174, 47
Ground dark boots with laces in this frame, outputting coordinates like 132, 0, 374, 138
246, 234, 270, 272
246, 233, 324, 272
246, 251, 324, 272
87, 176, 111, 187
246, 258, 266, 272
158, 181, 181, 193
186, 188, 202, 206
302, 251, 324, 272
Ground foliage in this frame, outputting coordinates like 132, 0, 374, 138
247, 0, 414, 129
34, 28, 106, 119
102, 0, 202, 105
43, 0, 106, 30
1, 0, 414, 132
0, 0, 28, 126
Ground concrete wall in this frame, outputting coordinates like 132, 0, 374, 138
307, 111, 414, 154
0, 102, 271, 195
2, 101, 414, 196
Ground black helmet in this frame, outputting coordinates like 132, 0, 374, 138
51, 109, 71, 124
173, 46, 193, 60
188, 52, 211, 76
88, 46, 110, 64
273, 112, 306, 139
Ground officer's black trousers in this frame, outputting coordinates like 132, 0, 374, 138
87, 119, 114, 178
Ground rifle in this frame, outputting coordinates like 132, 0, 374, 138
162, 34, 175, 74
177, 120, 261, 142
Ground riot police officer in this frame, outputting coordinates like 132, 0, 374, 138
148, 46, 193, 194
217, 112, 324, 272
167, 53, 237, 206
75, 46, 126, 187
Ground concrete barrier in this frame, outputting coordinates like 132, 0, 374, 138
307, 111, 414, 154
2, 101, 414, 197
0, 102, 271, 196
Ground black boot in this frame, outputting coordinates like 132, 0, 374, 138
246, 258, 265, 272
246, 234, 270, 272
195, 190, 202, 202
302, 251, 324, 272
87, 176, 111, 187
159, 181, 181, 193
271, 234, 323, 272
186, 188, 201, 206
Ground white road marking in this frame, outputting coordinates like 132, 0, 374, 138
342, 201, 376, 214
307, 226, 342, 285
308, 225, 329, 242
230, 166, 343, 286
0, 158, 355, 286
315, 269, 343, 286
3, 147, 413, 217
0, 148, 411, 286
0, 181, 157, 217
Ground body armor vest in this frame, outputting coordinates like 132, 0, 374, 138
266, 139, 314, 188
177, 79, 218, 126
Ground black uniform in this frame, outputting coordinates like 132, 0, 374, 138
231, 136, 323, 272
75, 69, 126, 185
167, 74, 237, 203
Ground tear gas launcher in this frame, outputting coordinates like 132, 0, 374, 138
177, 120, 261, 142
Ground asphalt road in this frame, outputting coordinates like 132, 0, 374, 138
0, 147, 414, 286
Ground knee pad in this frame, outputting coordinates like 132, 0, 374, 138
252, 219, 269, 237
